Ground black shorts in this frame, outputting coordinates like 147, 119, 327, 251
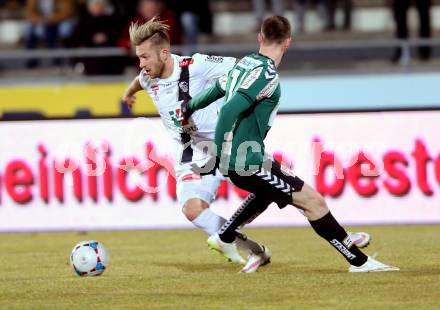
228, 160, 305, 209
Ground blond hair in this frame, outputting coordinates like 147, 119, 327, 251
129, 17, 170, 47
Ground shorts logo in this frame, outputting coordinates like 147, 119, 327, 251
256, 168, 292, 194
179, 81, 188, 93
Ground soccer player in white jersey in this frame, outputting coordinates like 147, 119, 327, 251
121, 18, 269, 267
121, 18, 370, 272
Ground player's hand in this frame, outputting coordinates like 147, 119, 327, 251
191, 156, 219, 176
180, 99, 193, 121
122, 93, 136, 109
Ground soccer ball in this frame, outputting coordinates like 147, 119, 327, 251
70, 240, 109, 277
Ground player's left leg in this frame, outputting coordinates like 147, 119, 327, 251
206, 193, 272, 272
177, 172, 266, 263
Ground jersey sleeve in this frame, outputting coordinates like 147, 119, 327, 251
192, 53, 236, 81
214, 92, 253, 159
188, 80, 225, 112
237, 65, 279, 103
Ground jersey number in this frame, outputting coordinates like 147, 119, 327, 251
226, 69, 244, 103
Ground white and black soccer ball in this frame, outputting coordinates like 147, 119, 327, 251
70, 240, 109, 277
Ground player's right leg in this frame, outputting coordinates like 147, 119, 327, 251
287, 179, 398, 272
257, 160, 397, 272
218, 160, 398, 272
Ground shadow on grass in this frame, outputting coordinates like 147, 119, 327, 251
153, 261, 306, 274
402, 268, 440, 277
153, 261, 233, 272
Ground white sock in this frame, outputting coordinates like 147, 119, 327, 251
192, 208, 264, 255
191, 208, 226, 236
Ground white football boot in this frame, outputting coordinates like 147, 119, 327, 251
207, 233, 246, 265
349, 256, 400, 273
348, 231, 371, 248
240, 246, 272, 273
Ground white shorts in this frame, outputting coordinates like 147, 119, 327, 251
175, 163, 224, 207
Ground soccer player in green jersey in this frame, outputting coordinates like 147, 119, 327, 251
183, 16, 399, 273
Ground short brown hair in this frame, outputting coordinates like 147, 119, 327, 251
129, 17, 170, 47
261, 15, 291, 44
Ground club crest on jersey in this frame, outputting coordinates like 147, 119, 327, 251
179, 81, 189, 93
179, 58, 194, 67
151, 83, 159, 100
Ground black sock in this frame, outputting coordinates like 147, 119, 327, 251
309, 211, 368, 267
219, 194, 269, 243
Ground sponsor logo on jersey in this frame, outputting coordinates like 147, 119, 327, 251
237, 57, 262, 70
330, 239, 356, 260
179, 58, 194, 67
178, 81, 189, 93
169, 109, 198, 133
256, 75, 279, 100
206, 55, 224, 63
240, 67, 263, 90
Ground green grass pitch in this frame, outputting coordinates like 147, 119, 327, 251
0, 225, 439, 309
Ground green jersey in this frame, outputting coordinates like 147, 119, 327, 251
189, 53, 281, 173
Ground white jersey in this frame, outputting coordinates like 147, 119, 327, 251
139, 53, 236, 167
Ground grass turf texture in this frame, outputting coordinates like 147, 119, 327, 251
0, 225, 439, 309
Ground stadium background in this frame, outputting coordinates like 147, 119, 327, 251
0, 1, 439, 309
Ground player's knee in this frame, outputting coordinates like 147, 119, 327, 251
181, 198, 207, 221
296, 187, 328, 217
307, 192, 328, 217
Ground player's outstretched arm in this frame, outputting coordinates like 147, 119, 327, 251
214, 92, 252, 158
122, 77, 143, 109
184, 80, 226, 116
190, 92, 251, 176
